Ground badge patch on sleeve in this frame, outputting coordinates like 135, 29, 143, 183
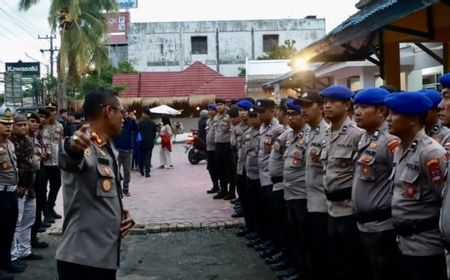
426, 158, 445, 184
386, 139, 400, 155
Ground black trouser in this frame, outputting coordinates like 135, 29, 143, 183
236, 173, 246, 201
399, 254, 447, 280
328, 214, 364, 280
42, 165, 61, 214
229, 149, 238, 197
306, 212, 329, 280
0, 191, 18, 270
214, 143, 233, 195
57, 260, 116, 280
360, 229, 399, 280
257, 184, 274, 241
32, 167, 46, 239
139, 146, 154, 176
245, 177, 260, 233
269, 189, 289, 250
207, 151, 219, 190
286, 199, 308, 277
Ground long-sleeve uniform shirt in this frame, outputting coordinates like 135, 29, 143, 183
270, 126, 290, 191
0, 140, 18, 186
214, 113, 231, 143
282, 125, 310, 201
244, 127, 260, 180
321, 117, 363, 217
206, 118, 216, 151
235, 122, 250, 176
392, 130, 447, 256
258, 118, 284, 187
352, 123, 399, 233
305, 119, 330, 213
41, 122, 64, 166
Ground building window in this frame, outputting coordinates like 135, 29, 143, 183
191, 36, 208, 54
423, 73, 442, 90
263, 34, 279, 53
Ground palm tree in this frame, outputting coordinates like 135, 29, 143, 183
18, 0, 117, 108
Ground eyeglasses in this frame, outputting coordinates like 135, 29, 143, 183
100, 104, 126, 115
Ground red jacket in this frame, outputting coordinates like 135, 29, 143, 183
160, 134, 172, 152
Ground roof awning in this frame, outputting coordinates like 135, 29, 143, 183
294, 0, 450, 64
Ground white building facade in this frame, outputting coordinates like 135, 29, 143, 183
118, 18, 325, 76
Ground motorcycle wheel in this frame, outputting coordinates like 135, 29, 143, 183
188, 148, 200, 165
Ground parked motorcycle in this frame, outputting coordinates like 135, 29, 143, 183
184, 129, 207, 165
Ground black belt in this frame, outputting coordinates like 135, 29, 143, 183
325, 187, 352, 202
355, 208, 392, 224
271, 176, 283, 184
394, 216, 440, 236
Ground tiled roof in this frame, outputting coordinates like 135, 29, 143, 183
113, 62, 245, 100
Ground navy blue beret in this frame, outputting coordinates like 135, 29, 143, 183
384, 92, 433, 115
319, 85, 354, 100
439, 73, 450, 89
419, 89, 442, 108
237, 100, 253, 110
207, 104, 217, 111
286, 99, 302, 113
353, 88, 389, 105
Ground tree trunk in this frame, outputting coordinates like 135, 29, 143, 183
56, 53, 66, 109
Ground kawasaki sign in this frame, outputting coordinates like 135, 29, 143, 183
5, 62, 40, 76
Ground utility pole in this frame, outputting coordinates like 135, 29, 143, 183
38, 34, 58, 77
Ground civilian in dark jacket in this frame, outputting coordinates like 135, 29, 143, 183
113, 109, 138, 196
138, 109, 157, 177
198, 110, 208, 150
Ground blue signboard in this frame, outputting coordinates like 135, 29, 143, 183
117, 0, 137, 9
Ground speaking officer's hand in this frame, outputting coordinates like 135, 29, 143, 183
70, 124, 92, 153
121, 208, 135, 238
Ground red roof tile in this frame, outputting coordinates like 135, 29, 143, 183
113, 62, 245, 100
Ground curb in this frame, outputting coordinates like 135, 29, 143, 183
47, 219, 244, 236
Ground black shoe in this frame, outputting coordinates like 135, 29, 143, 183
213, 192, 227, 199
37, 227, 46, 233
276, 267, 297, 279
140, 170, 144, 176
265, 252, 286, 264
43, 216, 55, 224
230, 198, 240, 204
246, 238, 264, 247
254, 241, 271, 252
41, 221, 51, 228
145, 174, 151, 178
31, 240, 49, 249
223, 194, 236, 200
236, 228, 250, 237
19, 253, 43, 261
0, 269, 13, 280
206, 187, 219, 194
11, 260, 26, 268
3, 262, 25, 273
270, 260, 291, 271
50, 210, 62, 219
123, 191, 131, 197
259, 247, 279, 258
246, 232, 259, 239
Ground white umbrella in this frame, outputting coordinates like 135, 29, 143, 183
149, 104, 182, 115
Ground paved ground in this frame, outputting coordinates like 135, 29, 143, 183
48, 143, 242, 234
15, 230, 274, 280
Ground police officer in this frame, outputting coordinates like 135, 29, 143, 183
300, 91, 330, 280
438, 73, 450, 128
0, 108, 22, 280
243, 106, 262, 242
385, 92, 447, 280
227, 106, 241, 201
10, 114, 43, 265
213, 98, 233, 199
319, 85, 364, 280
254, 99, 284, 248
275, 99, 310, 280
352, 88, 399, 280
40, 103, 64, 223
205, 104, 220, 194
419, 89, 450, 145
233, 100, 253, 223
56, 88, 134, 280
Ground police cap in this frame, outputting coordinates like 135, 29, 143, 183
45, 102, 57, 111
38, 108, 51, 118
26, 112, 40, 123
254, 99, 275, 113
353, 88, 389, 105
207, 104, 217, 111
13, 114, 27, 123
384, 92, 433, 115
239, 97, 256, 105
236, 100, 253, 111
248, 106, 258, 116
286, 99, 302, 113
299, 91, 323, 105
0, 107, 14, 124
439, 73, 450, 89
319, 85, 354, 100
419, 89, 442, 109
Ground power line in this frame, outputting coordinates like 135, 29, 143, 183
39, 34, 58, 77
0, 8, 47, 47
0, 20, 43, 50
0, 0, 48, 35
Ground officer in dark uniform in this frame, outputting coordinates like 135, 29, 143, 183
385, 92, 447, 280
319, 85, 364, 280
205, 104, 219, 194
0, 108, 22, 280
352, 88, 399, 280
419, 89, 450, 145
227, 106, 241, 200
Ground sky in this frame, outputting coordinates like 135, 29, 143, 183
0, 0, 358, 75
